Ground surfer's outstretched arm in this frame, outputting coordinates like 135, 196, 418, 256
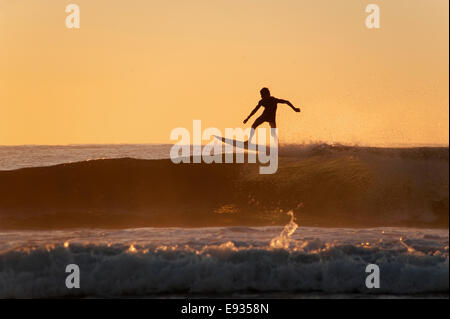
243, 103, 261, 124
277, 98, 301, 112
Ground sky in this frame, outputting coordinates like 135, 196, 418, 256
0, 0, 448, 146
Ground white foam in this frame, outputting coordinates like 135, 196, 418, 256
0, 226, 447, 297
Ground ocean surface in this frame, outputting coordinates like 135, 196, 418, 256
0, 144, 448, 298
0, 144, 173, 171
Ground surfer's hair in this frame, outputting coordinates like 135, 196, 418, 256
260, 87, 270, 96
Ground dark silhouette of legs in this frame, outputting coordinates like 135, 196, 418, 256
251, 115, 267, 130
247, 117, 277, 144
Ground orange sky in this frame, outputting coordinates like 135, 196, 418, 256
1, 0, 448, 146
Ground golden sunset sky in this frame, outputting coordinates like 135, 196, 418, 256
0, 0, 448, 146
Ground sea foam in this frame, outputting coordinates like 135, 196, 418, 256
0, 223, 447, 298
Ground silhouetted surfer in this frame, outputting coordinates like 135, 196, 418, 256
243, 87, 300, 144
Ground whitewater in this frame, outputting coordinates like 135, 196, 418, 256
0, 215, 448, 298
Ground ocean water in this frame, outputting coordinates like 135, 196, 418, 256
0, 144, 173, 171
0, 144, 448, 298
0, 221, 448, 298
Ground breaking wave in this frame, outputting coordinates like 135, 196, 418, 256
0, 220, 448, 298
0, 144, 448, 229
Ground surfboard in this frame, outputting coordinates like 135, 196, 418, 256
214, 135, 260, 151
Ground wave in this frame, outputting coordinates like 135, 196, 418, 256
0, 144, 448, 229
0, 235, 448, 298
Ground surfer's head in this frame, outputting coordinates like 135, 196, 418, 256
260, 87, 270, 99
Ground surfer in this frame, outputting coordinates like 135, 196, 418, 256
243, 87, 300, 143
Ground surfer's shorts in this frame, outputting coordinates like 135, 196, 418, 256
253, 115, 276, 128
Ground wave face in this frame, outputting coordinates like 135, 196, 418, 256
0, 144, 448, 229
0, 226, 447, 298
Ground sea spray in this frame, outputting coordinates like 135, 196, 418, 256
270, 211, 298, 249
